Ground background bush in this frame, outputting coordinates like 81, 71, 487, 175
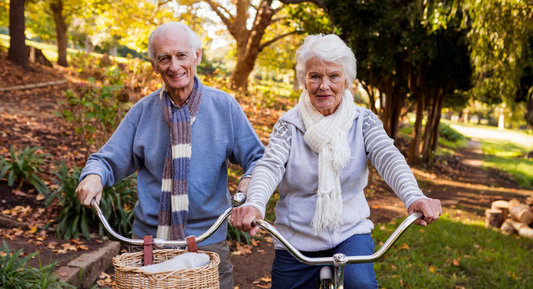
45, 161, 137, 240
0, 145, 50, 197
0, 241, 74, 289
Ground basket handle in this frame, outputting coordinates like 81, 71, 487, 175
186, 236, 198, 253
143, 235, 154, 266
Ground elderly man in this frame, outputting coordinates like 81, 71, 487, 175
75, 22, 264, 288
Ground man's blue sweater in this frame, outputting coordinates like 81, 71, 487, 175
81, 79, 265, 245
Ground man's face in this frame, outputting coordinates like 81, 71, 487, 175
150, 29, 202, 102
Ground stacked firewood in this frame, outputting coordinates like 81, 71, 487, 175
485, 197, 533, 239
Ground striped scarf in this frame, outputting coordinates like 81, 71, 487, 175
156, 77, 203, 240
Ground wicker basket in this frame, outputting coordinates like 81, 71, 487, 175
113, 249, 220, 289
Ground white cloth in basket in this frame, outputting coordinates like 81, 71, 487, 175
140, 252, 210, 273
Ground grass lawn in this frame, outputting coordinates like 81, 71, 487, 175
374, 214, 533, 289
0, 34, 128, 63
479, 139, 533, 190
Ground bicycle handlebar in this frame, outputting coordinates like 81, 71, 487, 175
254, 213, 422, 266
90, 192, 247, 247
92, 191, 420, 262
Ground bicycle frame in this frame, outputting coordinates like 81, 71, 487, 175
253, 213, 422, 289
92, 193, 421, 289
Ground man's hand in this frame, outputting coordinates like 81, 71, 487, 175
236, 176, 251, 195
408, 198, 442, 226
231, 206, 263, 237
76, 174, 103, 208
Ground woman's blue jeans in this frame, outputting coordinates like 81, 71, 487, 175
271, 233, 379, 289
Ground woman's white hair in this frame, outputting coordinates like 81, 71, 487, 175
295, 34, 357, 89
147, 22, 202, 61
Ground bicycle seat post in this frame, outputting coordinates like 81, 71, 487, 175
333, 253, 347, 289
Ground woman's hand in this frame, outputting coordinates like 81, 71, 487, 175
407, 198, 442, 226
231, 206, 263, 237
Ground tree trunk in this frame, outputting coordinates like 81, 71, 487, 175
408, 63, 424, 163
380, 74, 406, 141
8, 0, 29, 70
50, 0, 68, 67
229, 0, 277, 90
421, 87, 444, 161
429, 94, 445, 154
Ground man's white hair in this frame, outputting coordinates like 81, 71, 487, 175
295, 34, 357, 89
147, 22, 202, 60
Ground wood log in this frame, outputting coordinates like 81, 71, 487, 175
485, 209, 503, 228
491, 200, 510, 219
525, 196, 533, 206
508, 198, 521, 210
500, 219, 516, 235
505, 219, 529, 231
510, 204, 533, 225
518, 226, 533, 239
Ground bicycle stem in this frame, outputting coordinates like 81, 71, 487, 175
90, 192, 247, 247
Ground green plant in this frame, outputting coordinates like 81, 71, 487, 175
0, 241, 74, 289
0, 146, 51, 197
55, 79, 131, 162
439, 123, 465, 142
227, 222, 253, 245
45, 161, 137, 240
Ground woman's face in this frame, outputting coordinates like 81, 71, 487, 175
305, 57, 346, 116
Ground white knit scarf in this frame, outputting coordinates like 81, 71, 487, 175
298, 88, 356, 235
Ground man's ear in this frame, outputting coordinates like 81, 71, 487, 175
195, 49, 202, 65
150, 59, 159, 74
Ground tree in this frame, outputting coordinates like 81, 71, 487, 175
8, 0, 29, 69
198, 0, 325, 91
462, 0, 533, 105
405, 1, 471, 162
50, 0, 69, 66
322, 0, 412, 140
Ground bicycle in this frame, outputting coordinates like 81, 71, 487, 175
92, 192, 421, 288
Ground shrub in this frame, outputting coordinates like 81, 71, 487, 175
227, 222, 253, 245
45, 161, 137, 240
54, 79, 131, 162
0, 241, 74, 289
0, 146, 51, 197
439, 123, 465, 142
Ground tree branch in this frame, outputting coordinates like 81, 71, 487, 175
278, 0, 325, 9
271, 16, 288, 23
204, 0, 233, 29
259, 30, 300, 51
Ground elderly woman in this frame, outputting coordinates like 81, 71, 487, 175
231, 34, 441, 289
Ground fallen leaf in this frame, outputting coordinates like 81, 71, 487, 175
36, 194, 45, 201
28, 224, 38, 234
13, 190, 27, 196
429, 266, 436, 273
58, 273, 67, 277
260, 277, 271, 282
453, 258, 461, 266
400, 243, 409, 250
99, 271, 110, 279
